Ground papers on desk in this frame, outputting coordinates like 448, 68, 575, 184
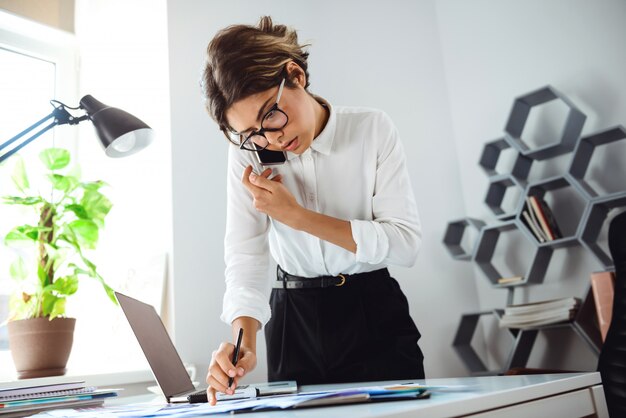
32, 384, 437, 417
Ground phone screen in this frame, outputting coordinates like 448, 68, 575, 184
254, 145, 287, 165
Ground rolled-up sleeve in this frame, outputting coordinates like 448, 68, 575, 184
350, 113, 422, 267
221, 146, 273, 326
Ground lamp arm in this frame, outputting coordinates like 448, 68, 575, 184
0, 105, 86, 164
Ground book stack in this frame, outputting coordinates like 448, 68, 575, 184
499, 297, 581, 329
0, 381, 118, 418
521, 195, 562, 243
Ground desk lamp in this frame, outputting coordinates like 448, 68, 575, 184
0, 95, 154, 163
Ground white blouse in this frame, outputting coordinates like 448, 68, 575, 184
221, 99, 421, 326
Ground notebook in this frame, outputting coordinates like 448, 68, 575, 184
0, 382, 87, 401
115, 292, 297, 403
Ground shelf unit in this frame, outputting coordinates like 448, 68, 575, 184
444, 85, 626, 375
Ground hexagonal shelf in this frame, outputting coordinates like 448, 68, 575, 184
447, 85, 622, 374
493, 285, 602, 356
443, 218, 486, 260
453, 287, 601, 376
452, 310, 517, 375
579, 192, 626, 270
519, 176, 587, 249
485, 174, 526, 220
479, 137, 533, 180
474, 221, 552, 286
504, 85, 586, 160
569, 125, 626, 199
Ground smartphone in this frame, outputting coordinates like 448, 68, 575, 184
254, 144, 286, 166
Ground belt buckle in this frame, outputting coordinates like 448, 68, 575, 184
335, 274, 346, 287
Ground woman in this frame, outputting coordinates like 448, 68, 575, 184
202, 16, 424, 404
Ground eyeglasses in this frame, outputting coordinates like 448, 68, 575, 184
227, 79, 289, 151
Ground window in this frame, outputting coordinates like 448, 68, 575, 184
1, 3, 172, 381
0, 45, 56, 350
0, 9, 78, 379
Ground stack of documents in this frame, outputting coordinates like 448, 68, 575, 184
499, 297, 580, 329
0, 380, 119, 417
32, 384, 435, 417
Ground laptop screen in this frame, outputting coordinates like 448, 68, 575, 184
116, 292, 196, 399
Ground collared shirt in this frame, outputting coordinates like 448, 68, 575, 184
221, 99, 421, 326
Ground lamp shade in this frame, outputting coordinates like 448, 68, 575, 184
79, 95, 154, 157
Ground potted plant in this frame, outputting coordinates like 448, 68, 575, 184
1, 147, 117, 378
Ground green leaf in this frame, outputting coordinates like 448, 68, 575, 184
69, 219, 99, 249
81, 189, 112, 226
4, 229, 32, 246
2, 196, 43, 205
9, 257, 28, 281
39, 148, 70, 171
80, 256, 96, 272
69, 263, 94, 277
103, 281, 118, 305
11, 157, 29, 191
47, 276, 79, 296
94, 272, 118, 306
49, 297, 66, 319
64, 204, 89, 219
7, 225, 52, 242
81, 180, 108, 191
8, 292, 37, 320
47, 174, 71, 192
37, 263, 50, 289
41, 292, 64, 318
3, 225, 50, 246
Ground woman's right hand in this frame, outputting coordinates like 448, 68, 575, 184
205, 341, 257, 405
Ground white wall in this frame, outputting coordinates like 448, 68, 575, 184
69, 0, 173, 374
168, 0, 626, 379
167, 0, 476, 380
436, 0, 626, 370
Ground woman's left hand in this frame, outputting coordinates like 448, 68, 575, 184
242, 165, 303, 226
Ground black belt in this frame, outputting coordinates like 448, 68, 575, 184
274, 265, 387, 289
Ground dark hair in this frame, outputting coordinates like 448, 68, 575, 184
202, 16, 310, 138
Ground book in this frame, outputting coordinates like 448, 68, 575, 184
535, 196, 562, 239
0, 389, 118, 416
499, 310, 577, 329
0, 382, 85, 401
0, 389, 117, 407
590, 271, 616, 342
504, 297, 579, 315
0, 398, 107, 417
499, 297, 580, 329
498, 276, 524, 285
529, 195, 562, 241
525, 196, 547, 242
522, 198, 547, 242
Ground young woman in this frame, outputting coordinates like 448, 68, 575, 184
202, 16, 424, 404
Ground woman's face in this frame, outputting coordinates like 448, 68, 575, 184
225, 78, 319, 155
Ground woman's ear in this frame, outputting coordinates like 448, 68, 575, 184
285, 61, 306, 88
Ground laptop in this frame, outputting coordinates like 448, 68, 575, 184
115, 292, 297, 403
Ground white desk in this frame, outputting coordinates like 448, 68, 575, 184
108, 372, 607, 417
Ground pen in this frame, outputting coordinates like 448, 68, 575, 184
229, 328, 244, 388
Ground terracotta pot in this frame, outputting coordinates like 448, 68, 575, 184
7, 317, 76, 379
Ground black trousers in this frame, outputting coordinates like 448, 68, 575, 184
265, 268, 425, 384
